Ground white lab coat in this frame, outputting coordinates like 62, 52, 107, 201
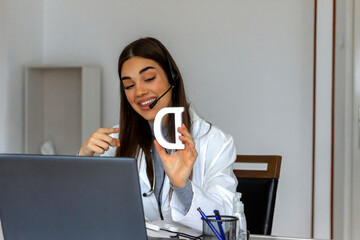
102, 108, 237, 231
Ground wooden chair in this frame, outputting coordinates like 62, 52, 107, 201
233, 155, 282, 235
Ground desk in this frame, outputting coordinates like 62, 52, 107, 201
0, 226, 328, 240
250, 235, 329, 240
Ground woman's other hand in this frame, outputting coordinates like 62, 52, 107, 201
154, 124, 198, 188
79, 128, 120, 156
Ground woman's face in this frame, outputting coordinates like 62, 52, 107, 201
121, 56, 172, 124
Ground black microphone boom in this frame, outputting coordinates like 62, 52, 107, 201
149, 85, 174, 109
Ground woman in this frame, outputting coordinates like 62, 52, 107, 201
79, 37, 237, 230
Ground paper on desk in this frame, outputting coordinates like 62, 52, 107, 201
146, 220, 202, 239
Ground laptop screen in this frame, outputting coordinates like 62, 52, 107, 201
0, 154, 148, 240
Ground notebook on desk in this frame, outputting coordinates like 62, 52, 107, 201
0, 154, 169, 240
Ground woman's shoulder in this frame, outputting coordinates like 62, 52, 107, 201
190, 109, 236, 165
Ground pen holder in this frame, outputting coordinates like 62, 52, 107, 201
201, 215, 238, 240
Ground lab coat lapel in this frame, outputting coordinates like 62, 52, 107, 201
138, 151, 151, 189
161, 175, 171, 206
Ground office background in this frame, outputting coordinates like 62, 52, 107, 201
0, 0, 358, 240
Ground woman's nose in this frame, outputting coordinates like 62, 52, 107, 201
135, 83, 148, 96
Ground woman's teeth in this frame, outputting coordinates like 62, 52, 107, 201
140, 99, 156, 106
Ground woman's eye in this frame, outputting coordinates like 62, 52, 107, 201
124, 84, 134, 90
145, 76, 155, 82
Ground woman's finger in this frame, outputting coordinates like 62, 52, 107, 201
93, 129, 120, 147
104, 136, 119, 147
154, 140, 168, 159
97, 127, 120, 135
79, 127, 119, 156
177, 124, 192, 138
178, 125, 196, 149
185, 143, 197, 156
88, 144, 107, 154
93, 133, 109, 143
90, 138, 112, 152
114, 138, 120, 147
179, 135, 196, 148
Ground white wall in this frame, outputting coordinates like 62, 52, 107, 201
352, 0, 360, 237
0, 0, 43, 153
0, 0, 5, 153
43, 0, 314, 237
314, 1, 333, 239
333, 0, 356, 239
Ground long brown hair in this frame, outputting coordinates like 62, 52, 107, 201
116, 37, 192, 185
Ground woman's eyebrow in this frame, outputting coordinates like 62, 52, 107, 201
139, 66, 155, 74
120, 76, 131, 81
120, 66, 155, 81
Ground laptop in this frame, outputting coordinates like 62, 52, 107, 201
0, 154, 154, 240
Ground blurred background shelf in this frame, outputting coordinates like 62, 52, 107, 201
24, 66, 101, 155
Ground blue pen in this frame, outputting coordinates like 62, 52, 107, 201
197, 207, 223, 240
214, 210, 226, 240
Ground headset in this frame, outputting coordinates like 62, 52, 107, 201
160, 45, 179, 87
149, 45, 179, 109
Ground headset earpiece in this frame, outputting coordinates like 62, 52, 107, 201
159, 46, 179, 87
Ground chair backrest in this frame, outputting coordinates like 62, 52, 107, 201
233, 155, 282, 235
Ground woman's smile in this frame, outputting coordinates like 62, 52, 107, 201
138, 97, 157, 110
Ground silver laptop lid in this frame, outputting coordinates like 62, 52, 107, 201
0, 154, 148, 240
